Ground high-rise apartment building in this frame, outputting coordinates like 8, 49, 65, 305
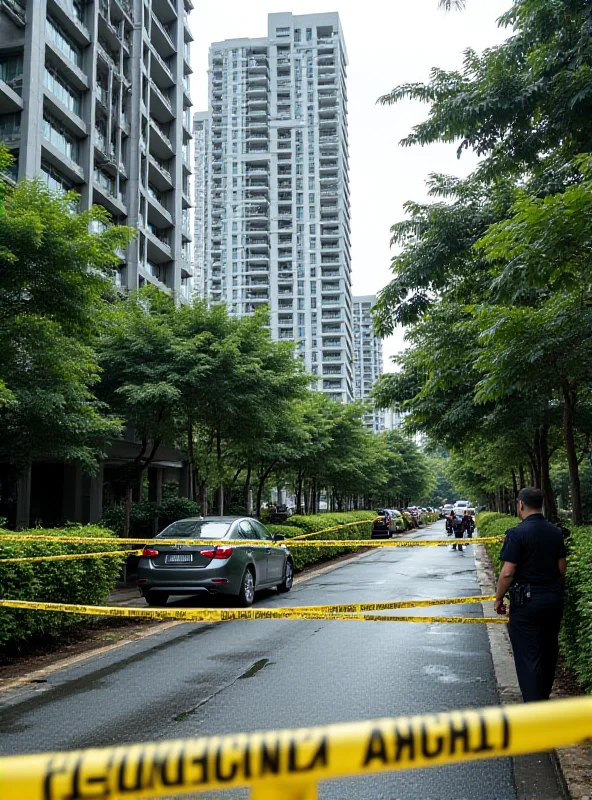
353, 295, 385, 433
194, 12, 354, 403
0, 0, 194, 297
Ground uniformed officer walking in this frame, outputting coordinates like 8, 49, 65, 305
493, 487, 567, 703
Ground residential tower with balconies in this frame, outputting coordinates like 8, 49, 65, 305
194, 11, 353, 403
0, 0, 193, 297
353, 295, 385, 433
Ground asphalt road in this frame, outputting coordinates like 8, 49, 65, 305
0, 521, 517, 799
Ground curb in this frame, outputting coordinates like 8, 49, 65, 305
474, 539, 578, 800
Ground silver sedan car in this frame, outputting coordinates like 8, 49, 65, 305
136, 516, 294, 607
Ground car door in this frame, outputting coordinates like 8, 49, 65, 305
238, 519, 268, 586
253, 520, 285, 584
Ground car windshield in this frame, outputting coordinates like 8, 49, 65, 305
157, 521, 231, 539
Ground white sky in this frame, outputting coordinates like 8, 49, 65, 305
189, 0, 510, 371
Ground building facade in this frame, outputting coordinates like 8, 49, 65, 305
353, 295, 384, 433
194, 12, 354, 403
0, 0, 194, 297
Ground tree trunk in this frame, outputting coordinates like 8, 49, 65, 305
296, 469, 304, 516
243, 465, 252, 513
123, 486, 132, 538
540, 424, 558, 521
218, 484, 224, 517
519, 465, 526, 490
562, 381, 583, 525
511, 470, 519, 515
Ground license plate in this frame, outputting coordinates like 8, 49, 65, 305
165, 554, 192, 563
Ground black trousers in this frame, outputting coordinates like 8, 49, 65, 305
452, 531, 463, 550
508, 590, 564, 703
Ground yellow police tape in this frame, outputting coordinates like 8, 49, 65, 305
1, 696, 590, 799
288, 519, 378, 540
0, 534, 503, 548
0, 598, 508, 624
0, 549, 141, 564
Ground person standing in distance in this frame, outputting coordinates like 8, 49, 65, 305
494, 487, 567, 702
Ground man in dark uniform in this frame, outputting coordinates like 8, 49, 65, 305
494, 487, 567, 702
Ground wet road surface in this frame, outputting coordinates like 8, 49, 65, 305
0, 521, 517, 798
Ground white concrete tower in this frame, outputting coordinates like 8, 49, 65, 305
194, 11, 353, 403
353, 295, 385, 433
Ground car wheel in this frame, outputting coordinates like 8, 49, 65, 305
145, 592, 169, 607
238, 567, 255, 607
278, 559, 294, 593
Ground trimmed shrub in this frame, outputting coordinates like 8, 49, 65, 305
268, 511, 376, 572
101, 497, 201, 538
0, 525, 126, 652
477, 512, 592, 694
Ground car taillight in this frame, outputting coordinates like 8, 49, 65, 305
142, 547, 159, 557
201, 546, 233, 560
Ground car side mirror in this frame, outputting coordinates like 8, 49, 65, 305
274, 533, 286, 542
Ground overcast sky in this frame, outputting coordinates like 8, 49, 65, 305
189, 0, 511, 370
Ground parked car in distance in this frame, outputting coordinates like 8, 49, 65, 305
137, 517, 294, 607
442, 504, 455, 517
372, 509, 405, 539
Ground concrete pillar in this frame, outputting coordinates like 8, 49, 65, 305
88, 463, 104, 524
62, 463, 84, 523
19, 0, 47, 179
16, 465, 32, 530
148, 467, 163, 504
179, 461, 191, 499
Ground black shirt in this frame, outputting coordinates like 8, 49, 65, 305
500, 513, 566, 589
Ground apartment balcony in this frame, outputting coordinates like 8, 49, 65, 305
183, 10, 193, 43
278, 300, 294, 310
246, 85, 267, 97
0, 117, 20, 149
146, 225, 173, 262
150, 81, 174, 123
147, 184, 173, 227
322, 283, 341, 295
246, 290, 269, 300
149, 117, 174, 159
148, 155, 173, 191
93, 178, 126, 216
150, 46, 175, 90
152, 0, 178, 25
278, 331, 295, 341
321, 297, 341, 308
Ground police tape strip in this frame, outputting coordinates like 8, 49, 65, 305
1, 696, 590, 800
277, 594, 497, 615
0, 599, 508, 624
0, 534, 504, 548
0, 550, 141, 564
288, 519, 378, 540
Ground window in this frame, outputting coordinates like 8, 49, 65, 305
233, 262, 238, 272
306, 28, 312, 41
44, 66, 81, 115
276, 27, 290, 38
42, 113, 79, 163
310, 206, 316, 218
309, 224, 315, 235
310, 238, 316, 249
309, 177, 315, 190
310, 253, 316, 264
41, 161, 72, 195
310, 281, 316, 294
46, 17, 83, 68
309, 193, 315, 204
0, 54, 23, 83
294, 28, 301, 43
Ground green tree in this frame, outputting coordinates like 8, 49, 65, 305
0, 179, 132, 472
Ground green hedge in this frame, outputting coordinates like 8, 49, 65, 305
477, 512, 592, 694
267, 511, 376, 572
0, 525, 126, 652
101, 497, 201, 538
